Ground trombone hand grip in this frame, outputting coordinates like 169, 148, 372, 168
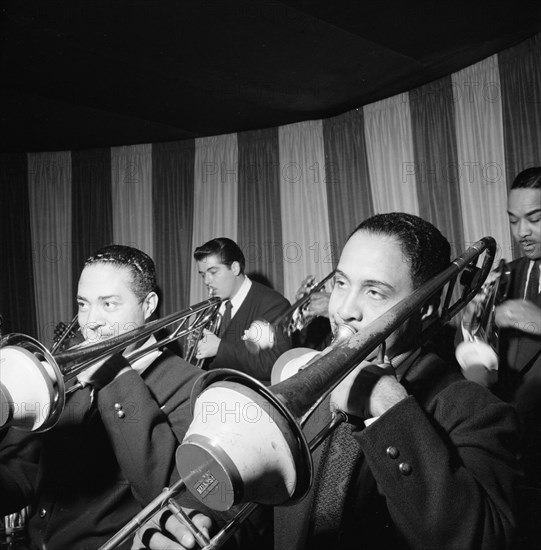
99, 480, 186, 550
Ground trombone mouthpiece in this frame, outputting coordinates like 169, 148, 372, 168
332, 324, 356, 346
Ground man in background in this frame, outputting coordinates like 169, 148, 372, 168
194, 237, 291, 385
491, 167, 540, 549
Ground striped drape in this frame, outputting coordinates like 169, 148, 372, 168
1, 34, 539, 342
27, 151, 72, 344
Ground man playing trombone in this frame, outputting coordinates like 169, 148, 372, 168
136, 213, 519, 550
0, 244, 203, 549
193, 237, 291, 385
462, 167, 541, 548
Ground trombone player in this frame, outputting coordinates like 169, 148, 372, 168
193, 237, 291, 385
0, 244, 202, 549
463, 167, 541, 548
137, 213, 519, 550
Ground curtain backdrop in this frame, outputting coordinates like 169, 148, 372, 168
0, 153, 37, 336
364, 93, 419, 215
237, 128, 284, 292
71, 148, 113, 298
190, 134, 239, 304
152, 140, 195, 317
323, 109, 374, 265
499, 34, 541, 258
27, 151, 72, 344
111, 144, 154, 257
278, 120, 331, 302
452, 55, 511, 263
1, 34, 539, 338
410, 77, 465, 257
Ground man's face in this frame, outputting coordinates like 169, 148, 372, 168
77, 263, 154, 344
197, 254, 240, 300
508, 188, 541, 260
328, 230, 416, 356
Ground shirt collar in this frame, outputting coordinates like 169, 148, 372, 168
224, 276, 252, 317
131, 335, 162, 375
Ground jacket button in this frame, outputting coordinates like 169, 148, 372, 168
39, 508, 47, 518
114, 403, 122, 411
386, 446, 399, 459
399, 462, 412, 476
117, 410, 125, 419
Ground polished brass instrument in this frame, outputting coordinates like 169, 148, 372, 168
243, 271, 335, 353
100, 237, 496, 550
183, 289, 222, 368
51, 315, 80, 354
0, 297, 221, 432
455, 259, 511, 383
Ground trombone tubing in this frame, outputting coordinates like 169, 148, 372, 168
278, 270, 335, 326
99, 479, 185, 550
54, 297, 221, 381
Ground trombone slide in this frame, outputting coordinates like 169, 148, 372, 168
243, 271, 335, 353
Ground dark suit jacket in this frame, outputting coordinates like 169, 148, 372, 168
494, 257, 541, 535
0, 350, 202, 550
275, 352, 519, 550
496, 257, 541, 402
207, 281, 292, 384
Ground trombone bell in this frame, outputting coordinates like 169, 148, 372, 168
455, 260, 510, 382
176, 369, 312, 511
0, 335, 65, 432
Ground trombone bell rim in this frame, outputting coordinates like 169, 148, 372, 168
178, 369, 313, 508
0, 334, 65, 432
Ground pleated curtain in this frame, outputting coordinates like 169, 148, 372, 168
1, 34, 539, 339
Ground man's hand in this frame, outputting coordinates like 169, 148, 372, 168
495, 299, 541, 335
305, 291, 330, 319
195, 330, 221, 359
295, 275, 316, 301
330, 361, 407, 420
294, 275, 331, 321
133, 508, 212, 549
461, 268, 503, 335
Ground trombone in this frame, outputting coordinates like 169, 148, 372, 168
455, 259, 511, 382
50, 315, 80, 354
243, 271, 335, 353
0, 297, 221, 432
99, 236, 497, 550
183, 289, 222, 368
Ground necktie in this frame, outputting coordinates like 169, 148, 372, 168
218, 300, 232, 338
506, 260, 541, 372
525, 260, 540, 303
309, 421, 363, 539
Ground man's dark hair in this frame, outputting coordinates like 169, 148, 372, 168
84, 244, 157, 302
510, 166, 541, 190
193, 238, 246, 273
353, 213, 451, 289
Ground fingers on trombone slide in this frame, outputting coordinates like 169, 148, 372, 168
295, 275, 315, 300
135, 507, 211, 550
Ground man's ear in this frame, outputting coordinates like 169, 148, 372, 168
231, 261, 241, 276
143, 292, 159, 320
